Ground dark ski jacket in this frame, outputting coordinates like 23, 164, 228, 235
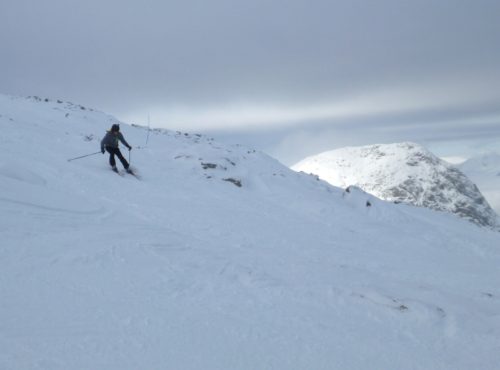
101, 131, 131, 152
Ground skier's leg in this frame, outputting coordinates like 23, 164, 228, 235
106, 147, 117, 168
115, 149, 130, 169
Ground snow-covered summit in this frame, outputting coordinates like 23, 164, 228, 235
292, 142, 499, 229
2, 95, 500, 369
459, 151, 500, 175
458, 152, 500, 215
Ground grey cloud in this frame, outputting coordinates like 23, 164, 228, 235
1, 0, 500, 162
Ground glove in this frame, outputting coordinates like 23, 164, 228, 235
128, 146, 132, 151
101, 148, 105, 154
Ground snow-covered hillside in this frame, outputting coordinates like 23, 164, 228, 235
1, 95, 500, 370
458, 152, 500, 215
292, 142, 499, 229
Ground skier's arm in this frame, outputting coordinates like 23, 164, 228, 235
118, 133, 132, 150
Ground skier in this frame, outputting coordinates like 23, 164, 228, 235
100, 123, 133, 173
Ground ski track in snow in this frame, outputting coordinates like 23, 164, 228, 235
1, 95, 500, 370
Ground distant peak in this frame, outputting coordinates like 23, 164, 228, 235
293, 142, 499, 229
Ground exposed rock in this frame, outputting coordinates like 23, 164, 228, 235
293, 142, 499, 229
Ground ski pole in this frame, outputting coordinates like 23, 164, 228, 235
146, 114, 151, 147
67, 151, 102, 162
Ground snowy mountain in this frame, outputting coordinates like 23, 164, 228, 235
1, 94, 500, 370
293, 142, 499, 229
458, 152, 500, 215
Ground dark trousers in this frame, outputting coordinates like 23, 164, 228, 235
106, 147, 129, 169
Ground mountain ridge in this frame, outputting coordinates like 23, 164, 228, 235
2, 94, 500, 370
456, 152, 500, 216
293, 142, 499, 229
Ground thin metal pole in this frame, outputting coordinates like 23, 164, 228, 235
67, 151, 102, 162
145, 113, 151, 147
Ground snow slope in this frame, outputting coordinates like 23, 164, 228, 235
458, 152, 500, 215
1, 95, 500, 370
292, 142, 499, 229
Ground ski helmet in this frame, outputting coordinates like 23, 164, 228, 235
111, 124, 120, 132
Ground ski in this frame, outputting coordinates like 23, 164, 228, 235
112, 167, 124, 176
125, 168, 141, 180
109, 167, 140, 179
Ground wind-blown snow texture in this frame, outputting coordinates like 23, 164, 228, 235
1, 95, 500, 370
293, 142, 499, 229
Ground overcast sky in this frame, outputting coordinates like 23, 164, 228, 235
2, 0, 500, 164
